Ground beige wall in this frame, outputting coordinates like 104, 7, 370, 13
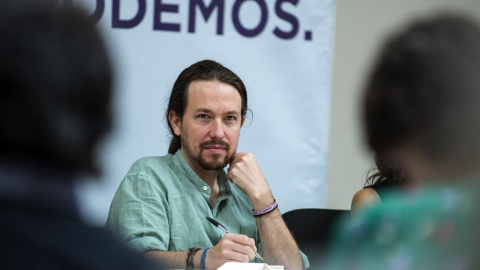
326, 0, 480, 210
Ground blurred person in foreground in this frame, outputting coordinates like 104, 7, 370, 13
0, 1, 160, 269
324, 14, 480, 269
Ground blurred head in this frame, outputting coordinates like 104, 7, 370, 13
167, 60, 248, 171
363, 15, 480, 182
0, 0, 112, 175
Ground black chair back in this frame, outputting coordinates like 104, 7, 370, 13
282, 208, 349, 269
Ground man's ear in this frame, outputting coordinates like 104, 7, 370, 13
241, 116, 246, 127
168, 111, 182, 136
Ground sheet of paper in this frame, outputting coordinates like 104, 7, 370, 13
217, 262, 284, 270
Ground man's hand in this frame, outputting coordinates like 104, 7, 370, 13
206, 233, 257, 269
227, 153, 273, 206
225, 153, 302, 269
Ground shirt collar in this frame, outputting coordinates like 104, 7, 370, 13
173, 150, 232, 197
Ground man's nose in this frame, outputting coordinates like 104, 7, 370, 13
210, 119, 225, 139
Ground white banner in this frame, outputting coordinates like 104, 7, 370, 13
75, 0, 336, 225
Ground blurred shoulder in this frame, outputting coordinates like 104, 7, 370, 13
351, 187, 381, 212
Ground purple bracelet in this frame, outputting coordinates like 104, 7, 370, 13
252, 199, 278, 217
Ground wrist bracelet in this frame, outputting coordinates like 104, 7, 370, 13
252, 199, 278, 217
200, 247, 210, 269
186, 247, 201, 269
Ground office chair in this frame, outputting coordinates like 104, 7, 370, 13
282, 208, 349, 269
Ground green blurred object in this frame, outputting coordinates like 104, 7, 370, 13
323, 181, 480, 269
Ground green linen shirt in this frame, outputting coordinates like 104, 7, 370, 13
106, 150, 309, 268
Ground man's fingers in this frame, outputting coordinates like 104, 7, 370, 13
228, 238, 256, 261
229, 152, 248, 164
225, 233, 254, 245
228, 245, 255, 261
231, 152, 248, 158
221, 233, 256, 261
249, 238, 257, 253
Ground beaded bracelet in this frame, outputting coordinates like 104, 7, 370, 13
186, 247, 201, 269
252, 199, 278, 217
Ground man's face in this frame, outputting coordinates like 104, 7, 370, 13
170, 80, 244, 172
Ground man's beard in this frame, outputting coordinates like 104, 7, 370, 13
181, 136, 231, 171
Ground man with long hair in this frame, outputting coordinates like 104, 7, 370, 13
107, 60, 308, 269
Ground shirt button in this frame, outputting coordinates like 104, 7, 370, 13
203, 186, 208, 191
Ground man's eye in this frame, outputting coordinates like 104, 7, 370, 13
197, 114, 210, 119
225, 116, 237, 121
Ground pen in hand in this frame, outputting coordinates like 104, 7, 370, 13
206, 216, 264, 261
